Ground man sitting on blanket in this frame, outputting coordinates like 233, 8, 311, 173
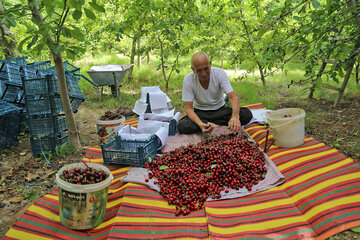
178, 52, 253, 134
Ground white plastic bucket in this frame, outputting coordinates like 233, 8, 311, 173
267, 108, 305, 148
56, 162, 113, 230
96, 116, 125, 144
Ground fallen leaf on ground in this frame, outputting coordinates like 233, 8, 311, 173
8, 196, 24, 203
25, 172, 38, 182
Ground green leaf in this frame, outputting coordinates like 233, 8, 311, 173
211, 164, 217, 169
53, 44, 65, 54
257, 26, 269, 38
159, 165, 168, 170
84, 8, 96, 20
27, 35, 38, 50
18, 36, 32, 52
351, 227, 360, 233
326, 0, 333, 11
311, 0, 321, 9
89, 2, 105, 13
70, 29, 85, 41
147, 157, 152, 163
68, 0, 80, 9
294, 16, 302, 22
5, 16, 16, 27
72, 10, 82, 20
62, 27, 72, 38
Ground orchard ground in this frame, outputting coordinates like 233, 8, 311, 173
0, 95, 359, 239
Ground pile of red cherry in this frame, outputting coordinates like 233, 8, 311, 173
60, 166, 109, 185
99, 110, 124, 121
144, 132, 267, 216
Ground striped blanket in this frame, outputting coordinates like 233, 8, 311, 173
4, 103, 360, 240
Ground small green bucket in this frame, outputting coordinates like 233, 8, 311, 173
56, 162, 113, 230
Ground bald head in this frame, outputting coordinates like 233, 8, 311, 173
191, 52, 210, 69
190, 52, 211, 83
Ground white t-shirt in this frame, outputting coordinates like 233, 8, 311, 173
182, 67, 233, 110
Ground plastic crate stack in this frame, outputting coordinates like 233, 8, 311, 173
22, 74, 69, 156
0, 100, 22, 151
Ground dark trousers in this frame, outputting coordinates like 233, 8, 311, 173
177, 106, 253, 134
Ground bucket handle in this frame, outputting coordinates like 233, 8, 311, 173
269, 119, 296, 129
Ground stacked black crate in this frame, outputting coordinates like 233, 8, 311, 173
22, 71, 69, 156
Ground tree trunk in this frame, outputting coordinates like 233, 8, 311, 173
240, 9, 266, 88
53, 54, 80, 148
308, 60, 328, 99
0, 0, 18, 58
334, 56, 356, 107
349, 0, 360, 29
159, 39, 168, 92
147, 52, 150, 64
28, 0, 81, 150
128, 36, 137, 82
308, 24, 344, 99
137, 38, 141, 66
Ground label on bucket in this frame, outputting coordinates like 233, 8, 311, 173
59, 187, 108, 230
97, 120, 124, 144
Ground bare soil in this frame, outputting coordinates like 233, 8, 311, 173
0, 96, 359, 239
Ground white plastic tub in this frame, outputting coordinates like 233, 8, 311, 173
56, 162, 113, 230
96, 116, 125, 144
267, 108, 305, 148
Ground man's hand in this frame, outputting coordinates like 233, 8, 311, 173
228, 117, 241, 132
200, 122, 214, 134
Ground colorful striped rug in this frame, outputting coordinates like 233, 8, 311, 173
4, 103, 360, 240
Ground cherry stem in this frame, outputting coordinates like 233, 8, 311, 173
82, 160, 90, 168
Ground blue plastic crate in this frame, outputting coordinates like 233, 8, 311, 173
21, 66, 38, 80
69, 95, 85, 113
101, 135, 157, 167
0, 100, 22, 150
37, 67, 56, 77
0, 62, 22, 85
66, 73, 83, 97
30, 134, 69, 156
27, 115, 68, 137
0, 57, 28, 65
24, 95, 63, 116
22, 75, 59, 96
64, 60, 80, 74
0, 84, 22, 103
27, 60, 52, 70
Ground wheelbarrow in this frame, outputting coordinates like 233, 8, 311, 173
84, 64, 133, 100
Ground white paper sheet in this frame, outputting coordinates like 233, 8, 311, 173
133, 100, 149, 115
148, 92, 168, 110
140, 86, 161, 102
143, 109, 175, 121
117, 123, 169, 150
173, 112, 181, 123
244, 109, 273, 127
137, 124, 169, 149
